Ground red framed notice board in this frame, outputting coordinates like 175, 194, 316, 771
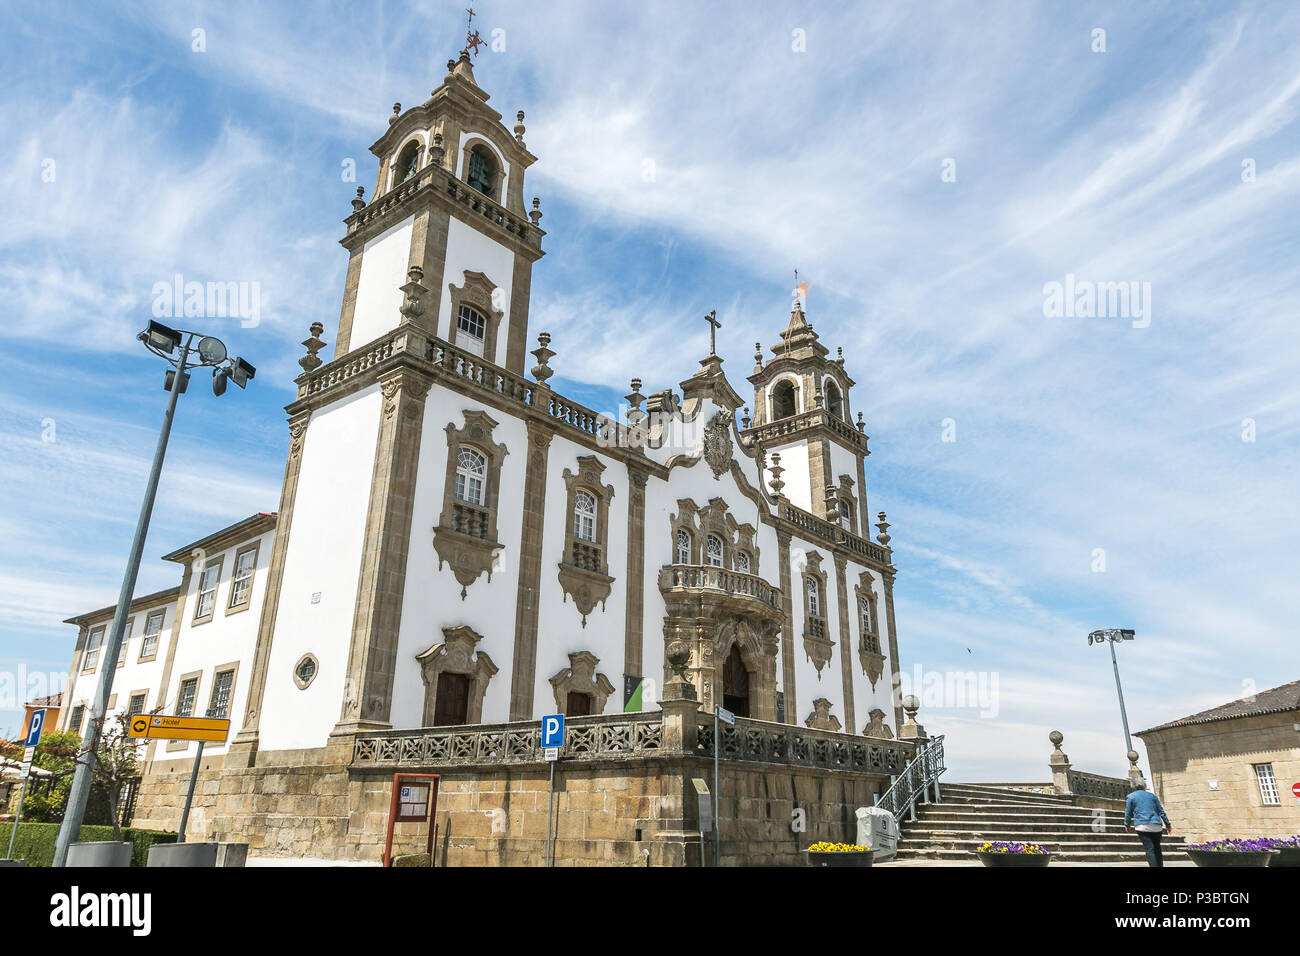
384, 773, 440, 866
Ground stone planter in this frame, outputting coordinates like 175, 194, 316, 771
806, 850, 873, 867
1187, 849, 1276, 868
67, 841, 132, 867
148, 843, 219, 868
975, 851, 1052, 867
1269, 847, 1300, 867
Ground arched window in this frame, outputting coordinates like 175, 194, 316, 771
806, 577, 821, 617
706, 534, 724, 567
573, 490, 597, 542
772, 380, 797, 420
467, 146, 496, 198
454, 448, 486, 505
859, 595, 872, 633
825, 380, 844, 419
735, 551, 751, 574
395, 140, 421, 185
675, 529, 692, 564
457, 304, 487, 357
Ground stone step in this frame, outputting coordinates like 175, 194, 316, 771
916, 807, 1116, 822
898, 833, 1185, 848
903, 824, 1186, 840
939, 792, 1124, 809
894, 846, 1182, 863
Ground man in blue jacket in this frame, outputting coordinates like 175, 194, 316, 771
1124, 778, 1173, 867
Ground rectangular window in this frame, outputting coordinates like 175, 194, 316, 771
83, 627, 105, 671
228, 545, 258, 610
69, 704, 86, 737
117, 619, 134, 666
177, 677, 199, 718
457, 305, 486, 357
140, 609, 164, 660
208, 670, 235, 718
194, 559, 223, 622
1254, 763, 1281, 805
128, 693, 147, 717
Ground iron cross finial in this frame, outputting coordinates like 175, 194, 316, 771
704, 309, 721, 356
463, 7, 484, 57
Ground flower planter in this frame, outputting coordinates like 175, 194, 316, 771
974, 851, 1052, 867
806, 850, 873, 867
1187, 849, 1276, 868
66, 841, 132, 868
1269, 847, 1300, 868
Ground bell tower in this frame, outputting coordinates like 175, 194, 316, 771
331, 45, 545, 372
743, 296, 871, 535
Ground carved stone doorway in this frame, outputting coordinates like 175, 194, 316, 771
722, 645, 750, 717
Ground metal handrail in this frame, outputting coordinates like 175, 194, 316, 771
875, 734, 946, 823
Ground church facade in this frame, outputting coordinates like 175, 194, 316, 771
55, 49, 916, 864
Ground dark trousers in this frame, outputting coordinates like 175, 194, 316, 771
1137, 830, 1164, 867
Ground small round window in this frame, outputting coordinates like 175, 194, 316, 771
294, 654, 319, 689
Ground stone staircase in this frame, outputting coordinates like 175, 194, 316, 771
892, 783, 1187, 864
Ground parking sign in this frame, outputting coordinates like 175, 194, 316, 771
24, 708, 46, 748
541, 714, 565, 749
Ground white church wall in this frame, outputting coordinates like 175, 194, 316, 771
389, 388, 529, 729
531, 435, 629, 717
787, 533, 848, 729
767, 440, 811, 513
849, 565, 893, 732
827, 442, 860, 504
258, 386, 382, 752
438, 216, 515, 365
349, 214, 415, 350
156, 529, 275, 760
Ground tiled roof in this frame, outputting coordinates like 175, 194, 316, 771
1137, 680, 1300, 735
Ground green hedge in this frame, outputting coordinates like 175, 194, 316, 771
0, 822, 176, 867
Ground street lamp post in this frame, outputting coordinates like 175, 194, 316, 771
1087, 628, 1138, 771
51, 322, 254, 867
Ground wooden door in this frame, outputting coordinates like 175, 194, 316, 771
722, 645, 750, 718
566, 691, 593, 717
434, 672, 470, 726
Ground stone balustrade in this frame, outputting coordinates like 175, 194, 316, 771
697, 714, 913, 775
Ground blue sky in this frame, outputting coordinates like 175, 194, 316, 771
2, 1, 1297, 781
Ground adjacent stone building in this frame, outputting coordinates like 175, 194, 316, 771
1137, 680, 1300, 842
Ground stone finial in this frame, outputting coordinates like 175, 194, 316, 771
446, 58, 457, 74
824, 485, 839, 519
513, 110, 526, 145
1049, 729, 1072, 794
1050, 729, 1065, 753
856, 411, 865, 433
768, 452, 785, 498
529, 197, 543, 226
531, 332, 555, 387
625, 377, 646, 414
351, 186, 366, 213
753, 341, 763, 373
664, 639, 696, 701
390, 102, 401, 124
899, 694, 926, 741
836, 346, 845, 366
813, 384, 824, 409
429, 132, 446, 168
398, 265, 428, 322
298, 321, 327, 372
1127, 749, 1145, 786
875, 512, 891, 547
741, 406, 751, 429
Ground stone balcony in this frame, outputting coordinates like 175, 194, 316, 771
656, 564, 783, 622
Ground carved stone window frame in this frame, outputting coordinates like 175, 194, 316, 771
447, 270, 505, 360
557, 456, 616, 626
293, 653, 320, 690
697, 497, 739, 570
863, 706, 894, 739
670, 499, 701, 564
548, 650, 615, 716
416, 625, 498, 726
855, 571, 886, 689
801, 550, 833, 677
734, 522, 760, 574
805, 696, 842, 732
433, 410, 508, 598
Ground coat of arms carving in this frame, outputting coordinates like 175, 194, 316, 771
702, 411, 732, 479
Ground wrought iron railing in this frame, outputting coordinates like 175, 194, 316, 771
351, 712, 663, 769
875, 734, 946, 823
696, 715, 912, 774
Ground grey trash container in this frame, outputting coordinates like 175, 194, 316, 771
148, 842, 219, 867
67, 841, 133, 867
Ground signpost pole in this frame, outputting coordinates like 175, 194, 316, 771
6, 708, 46, 861
545, 760, 556, 868
713, 709, 720, 868
176, 740, 205, 844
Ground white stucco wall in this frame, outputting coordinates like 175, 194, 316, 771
350, 215, 414, 350
438, 216, 516, 366
258, 386, 381, 752
61, 599, 175, 734
767, 440, 811, 513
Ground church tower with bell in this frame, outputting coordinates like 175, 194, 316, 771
743, 291, 871, 537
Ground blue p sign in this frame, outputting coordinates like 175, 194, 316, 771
541, 713, 565, 748
25, 708, 46, 748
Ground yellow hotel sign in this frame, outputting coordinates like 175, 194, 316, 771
128, 714, 230, 743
